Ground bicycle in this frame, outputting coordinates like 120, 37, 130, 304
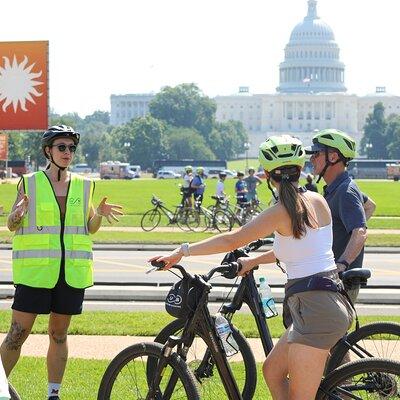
140, 195, 196, 232
208, 196, 254, 227
154, 239, 400, 398
99, 255, 400, 399
189, 196, 232, 233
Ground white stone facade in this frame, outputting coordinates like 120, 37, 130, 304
110, 94, 155, 126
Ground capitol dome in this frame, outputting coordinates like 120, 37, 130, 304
277, 0, 346, 93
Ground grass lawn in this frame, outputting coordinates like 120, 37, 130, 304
1, 310, 399, 338
9, 357, 271, 400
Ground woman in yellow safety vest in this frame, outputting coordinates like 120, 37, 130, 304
0, 125, 123, 400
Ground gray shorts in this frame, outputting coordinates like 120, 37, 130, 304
285, 270, 354, 350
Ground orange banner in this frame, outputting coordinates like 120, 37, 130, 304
0, 41, 48, 131
0, 134, 8, 160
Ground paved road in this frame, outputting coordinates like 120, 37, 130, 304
0, 249, 399, 286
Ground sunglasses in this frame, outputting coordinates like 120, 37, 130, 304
52, 144, 77, 153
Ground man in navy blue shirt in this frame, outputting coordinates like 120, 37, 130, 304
306, 129, 367, 302
191, 167, 206, 206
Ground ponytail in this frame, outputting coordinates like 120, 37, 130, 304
276, 175, 317, 239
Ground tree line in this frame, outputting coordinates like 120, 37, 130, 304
361, 102, 400, 159
7, 84, 248, 170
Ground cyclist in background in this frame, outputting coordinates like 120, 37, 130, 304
215, 171, 227, 199
244, 167, 262, 203
305, 173, 318, 192
235, 171, 248, 204
181, 165, 193, 207
0, 125, 122, 400
151, 135, 353, 400
191, 167, 206, 206
306, 129, 367, 303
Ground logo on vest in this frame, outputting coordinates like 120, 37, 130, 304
68, 197, 81, 206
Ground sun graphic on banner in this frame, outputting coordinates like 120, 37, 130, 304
0, 55, 43, 113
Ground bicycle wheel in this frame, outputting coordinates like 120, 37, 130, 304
327, 322, 400, 374
153, 318, 257, 400
317, 358, 400, 399
9, 384, 21, 400
140, 209, 161, 232
188, 210, 209, 232
97, 342, 200, 400
176, 207, 196, 232
213, 210, 233, 232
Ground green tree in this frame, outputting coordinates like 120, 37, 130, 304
361, 102, 387, 158
209, 120, 248, 160
164, 127, 216, 160
84, 110, 110, 125
385, 115, 400, 159
149, 83, 216, 139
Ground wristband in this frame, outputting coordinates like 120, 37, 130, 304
181, 242, 190, 257
337, 260, 350, 269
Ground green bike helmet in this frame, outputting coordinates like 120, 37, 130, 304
306, 129, 356, 159
185, 165, 193, 172
259, 135, 305, 172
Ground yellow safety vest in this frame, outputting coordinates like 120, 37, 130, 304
12, 171, 94, 289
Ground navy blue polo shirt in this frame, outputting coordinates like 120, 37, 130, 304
324, 171, 366, 268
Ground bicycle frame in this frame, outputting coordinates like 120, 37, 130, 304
153, 270, 244, 400
221, 270, 274, 357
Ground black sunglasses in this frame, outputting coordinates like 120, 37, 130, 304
52, 144, 77, 153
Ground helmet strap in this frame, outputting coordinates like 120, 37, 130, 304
48, 153, 66, 182
316, 148, 348, 183
267, 179, 278, 201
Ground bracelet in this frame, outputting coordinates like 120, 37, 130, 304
180, 242, 190, 257
337, 260, 350, 269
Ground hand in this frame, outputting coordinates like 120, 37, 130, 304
12, 195, 29, 224
336, 262, 347, 273
148, 248, 183, 270
237, 257, 256, 277
96, 197, 123, 224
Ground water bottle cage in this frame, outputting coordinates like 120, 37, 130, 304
262, 298, 279, 319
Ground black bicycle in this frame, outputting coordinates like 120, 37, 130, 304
140, 195, 196, 232
99, 256, 400, 399
8, 383, 20, 400
153, 239, 400, 398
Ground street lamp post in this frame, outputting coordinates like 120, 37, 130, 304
244, 142, 250, 172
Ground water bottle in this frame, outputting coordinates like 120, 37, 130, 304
259, 277, 278, 318
214, 313, 238, 357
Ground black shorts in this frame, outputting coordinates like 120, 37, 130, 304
12, 276, 85, 315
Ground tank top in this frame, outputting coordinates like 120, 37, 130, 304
273, 223, 336, 279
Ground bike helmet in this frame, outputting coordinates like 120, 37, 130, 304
42, 125, 80, 181
248, 166, 255, 173
259, 135, 305, 172
305, 129, 356, 183
185, 165, 193, 172
305, 129, 356, 159
165, 279, 199, 319
219, 171, 227, 178
196, 166, 204, 173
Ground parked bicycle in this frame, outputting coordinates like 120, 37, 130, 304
153, 239, 400, 398
140, 195, 196, 232
189, 196, 232, 233
98, 251, 400, 399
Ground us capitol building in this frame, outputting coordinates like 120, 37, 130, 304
110, 0, 400, 156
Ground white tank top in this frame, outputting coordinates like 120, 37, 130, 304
273, 223, 336, 279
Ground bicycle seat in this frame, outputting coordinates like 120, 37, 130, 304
341, 268, 371, 289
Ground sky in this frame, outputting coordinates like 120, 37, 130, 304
2, 0, 400, 117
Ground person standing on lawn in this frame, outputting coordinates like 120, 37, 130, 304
0, 125, 123, 400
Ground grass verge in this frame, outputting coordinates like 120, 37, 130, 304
1, 311, 399, 338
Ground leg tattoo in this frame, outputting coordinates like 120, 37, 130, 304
5, 321, 26, 351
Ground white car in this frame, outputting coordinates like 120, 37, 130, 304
207, 169, 235, 179
156, 170, 181, 179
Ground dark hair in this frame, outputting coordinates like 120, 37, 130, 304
272, 166, 317, 239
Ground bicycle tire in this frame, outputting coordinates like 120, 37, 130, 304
8, 384, 21, 400
176, 207, 196, 232
97, 341, 200, 400
213, 210, 233, 232
152, 318, 257, 400
140, 209, 161, 232
317, 358, 400, 399
327, 322, 400, 374
188, 210, 209, 232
